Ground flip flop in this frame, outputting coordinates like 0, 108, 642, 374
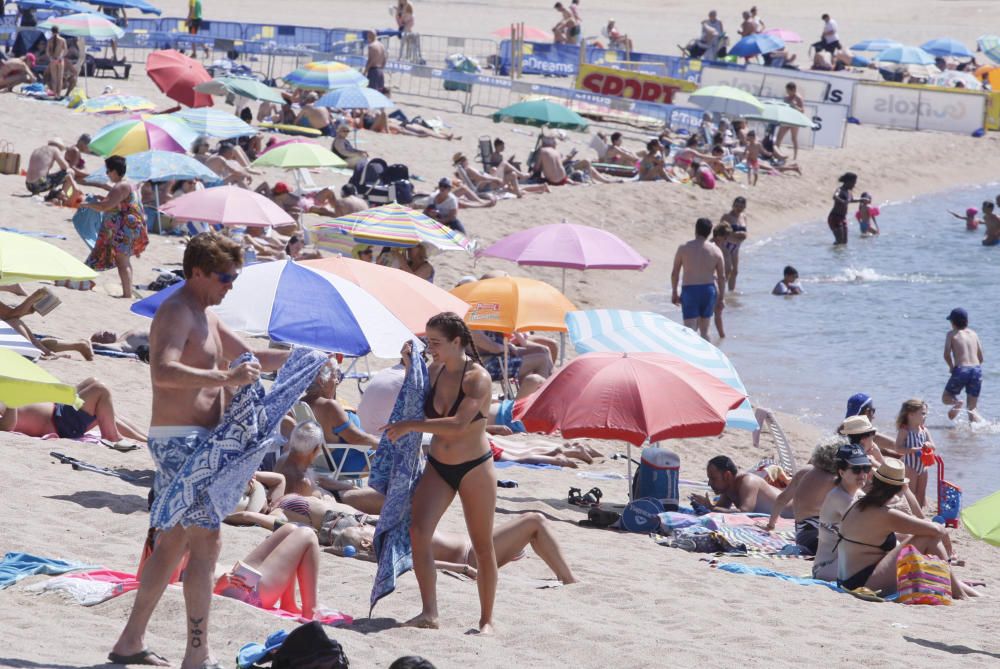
107, 648, 170, 666
101, 438, 141, 452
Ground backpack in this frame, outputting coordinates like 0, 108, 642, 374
271, 621, 350, 669
392, 179, 414, 204
383, 163, 409, 183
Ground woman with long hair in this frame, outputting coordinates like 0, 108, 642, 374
382, 312, 497, 633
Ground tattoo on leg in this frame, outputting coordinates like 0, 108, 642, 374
189, 616, 204, 648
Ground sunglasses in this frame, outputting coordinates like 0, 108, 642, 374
360, 249, 374, 256
214, 270, 240, 285
850, 465, 873, 474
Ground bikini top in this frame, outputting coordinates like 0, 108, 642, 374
425, 359, 486, 422
835, 501, 898, 552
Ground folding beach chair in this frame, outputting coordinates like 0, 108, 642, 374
477, 136, 493, 169
293, 401, 372, 484
753, 407, 798, 475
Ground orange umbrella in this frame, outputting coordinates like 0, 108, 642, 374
450, 276, 576, 334
146, 49, 214, 108
975, 64, 1000, 88
299, 256, 469, 335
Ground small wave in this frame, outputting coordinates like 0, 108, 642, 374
805, 267, 938, 284
948, 414, 1000, 435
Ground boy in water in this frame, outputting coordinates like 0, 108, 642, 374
981, 201, 1000, 246
942, 308, 984, 422
771, 265, 804, 295
711, 223, 732, 337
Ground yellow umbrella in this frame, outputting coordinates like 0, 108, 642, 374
961, 491, 1000, 547
0, 349, 80, 408
451, 276, 576, 334
0, 231, 98, 285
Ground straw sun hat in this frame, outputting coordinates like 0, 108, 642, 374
872, 458, 909, 487
840, 415, 875, 436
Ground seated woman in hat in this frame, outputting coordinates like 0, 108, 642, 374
836, 458, 980, 598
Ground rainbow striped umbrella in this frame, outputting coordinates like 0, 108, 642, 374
283, 66, 367, 91
90, 115, 200, 156
74, 95, 156, 114
304, 61, 354, 72
316, 204, 472, 251
37, 13, 125, 40
171, 108, 256, 139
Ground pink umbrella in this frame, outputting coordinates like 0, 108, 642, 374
159, 185, 294, 227
493, 25, 553, 42
763, 28, 802, 43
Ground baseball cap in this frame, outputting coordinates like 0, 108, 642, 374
836, 443, 871, 467
437, 177, 452, 189
947, 307, 968, 323
273, 182, 291, 195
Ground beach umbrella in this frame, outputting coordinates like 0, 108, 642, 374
977, 35, 1000, 64
688, 85, 764, 117
729, 33, 785, 58
37, 12, 125, 39
158, 185, 294, 228
171, 108, 255, 139
302, 61, 353, 73
194, 76, 287, 105
931, 70, 982, 90
130, 260, 413, 357
762, 28, 801, 43
146, 49, 214, 108
0, 231, 97, 285
316, 203, 471, 252
451, 276, 576, 334
884, 63, 940, 80
850, 38, 902, 52
0, 349, 80, 409
251, 142, 346, 169
961, 490, 1000, 546
18, 0, 94, 12
565, 309, 758, 431
492, 26, 553, 42
283, 66, 367, 91
876, 46, 936, 66
492, 99, 589, 131
89, 115, 199, 156
74, 95, 156, 114
300, 256, 470, 335
744, 100, 813, 128
84, 150, 218, 184
81, 0, 163, 15
920, 38, 973, 59
315, 86, 394, 110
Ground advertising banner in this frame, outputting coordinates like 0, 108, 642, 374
851, 82, 986, 134
498, 40, 702, 81
575, 64, 696, 105
700, 64, 855, 106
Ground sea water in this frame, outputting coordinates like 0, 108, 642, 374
679, 184, 998, 504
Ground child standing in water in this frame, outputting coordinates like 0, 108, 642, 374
827, 172, 858, 244
894, 399, 934, 508
942, 307, 984, 422
710, 223, 731, 338
947, 208, 980, 231
855, 192, 879, 236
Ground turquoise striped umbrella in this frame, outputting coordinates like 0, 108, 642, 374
283, 67, 367, 91
172, 108, 256, 139
978, 35, 1000, 64
315, 204, 471, 252
37, 13, 125, 40
74, 95, 156, 114
566, 309, 758, 430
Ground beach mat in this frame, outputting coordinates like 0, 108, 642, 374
495, 461, 562, 471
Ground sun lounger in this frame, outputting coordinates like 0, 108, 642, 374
0, 324, 42, 360
292, 402, 371, 484
754, 408, 798, 475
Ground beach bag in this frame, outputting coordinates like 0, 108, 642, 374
896, 545, 952, 606
383, 163, 409, 183
631, 447, 680, 510
271, 621, 350, 669
391, 179, 414, 204
0, 141, 21, 175
668, 526, 721, 552
620, 497, 665, 533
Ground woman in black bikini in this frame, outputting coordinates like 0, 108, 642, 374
383, 312, 497, 633
828, 172, 858, 245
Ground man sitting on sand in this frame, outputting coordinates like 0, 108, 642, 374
0, 378, 146, 445
763, 443, 840, 554
24, 139, 76, 201
294, 92, 335, 136
192, 137, 255, 187
533, 136, 613, 185
690, 455, 793, 516
1, 288, 93, 359
671, 218, 727, 340
0, 53, 37, 91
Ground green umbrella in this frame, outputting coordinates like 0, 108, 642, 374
194, 77, 286, 105
0, 231, 97, 285
0, 349, 80, 409
744, 100, 813, 128
961, 490, 1000, 546
688, 85, 765, 117
251, 142, 347, 169
492, 99, 589, 131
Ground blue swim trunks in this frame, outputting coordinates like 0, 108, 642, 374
680, 283, 718, 320
945, 365, 982, 398
51, 404, 95, 439
495, 399, 526, 433
983, 238, 1000, 247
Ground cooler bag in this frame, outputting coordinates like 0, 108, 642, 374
631, 447, 680, 511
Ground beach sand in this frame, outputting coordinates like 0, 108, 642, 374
1, 1, 998, 667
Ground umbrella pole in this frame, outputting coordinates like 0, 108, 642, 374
153, 185, 161, 235
627, 443, 634, 502
558, 267, 567, 366
502, 336, 513, 399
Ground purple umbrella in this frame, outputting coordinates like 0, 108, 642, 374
477, 222, 649, 363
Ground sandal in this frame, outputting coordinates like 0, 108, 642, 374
107, 648, 170, 666
581, 487, 603, 506
567, 487, 584, 506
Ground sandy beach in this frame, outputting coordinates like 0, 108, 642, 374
1, 1, 998, 667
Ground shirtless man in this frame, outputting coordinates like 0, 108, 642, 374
110, 233, 291, 669
553, 2, 578, 44
64, 133, 91, 179
980, 201, 1000, 246
763, 443, 840, 555
0, 54, 36, 91
943, 307, 985, 421
691, 455, 792, 517
192, 137, 254, 187
534, 136, 611, 186
670, 218, 726, 340
776, 83, 805, 160
294, 93, 335, 136
45, 25, 68, 98
739, 11, 755, 38
455, 153, 547, 198
336, 184, 368, 215
364, 31, 387, 93
25, 139, 74, 200
720, 196, 748, 291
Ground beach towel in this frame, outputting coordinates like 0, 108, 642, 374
715, 563, 844, 593
369, 341, 428, 615
71, 204, 103, 249
0, 552, 93, 590
0, 227, 67, 240
494, 460, 561, 471
150, 347, 328, 530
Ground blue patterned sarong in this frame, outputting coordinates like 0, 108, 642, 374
369, 341, 428, 615
149, 347, 328, 529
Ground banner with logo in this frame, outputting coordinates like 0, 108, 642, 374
851, 82, 986, 134
986, 92, 1000, 131
575, 64, 696, 105
700, 64, 856, 106
498, 40, 702, 81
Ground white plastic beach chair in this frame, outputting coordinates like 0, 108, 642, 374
0, 325, 42, 360
293, 401, 372, 484
753, 407, 798, 475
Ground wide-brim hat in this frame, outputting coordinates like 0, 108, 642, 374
873, 457, 909, 487
452, 152, 467, 164
841, 415, 875, 436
